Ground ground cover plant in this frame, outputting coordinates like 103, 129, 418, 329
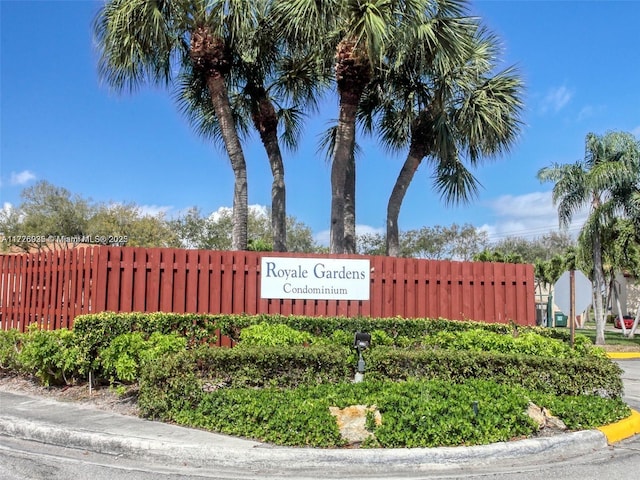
0, 312, 632, 448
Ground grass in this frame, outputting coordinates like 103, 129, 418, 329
569, 322, 640, 350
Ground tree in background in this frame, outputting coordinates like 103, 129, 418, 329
357, 223, 488, 260
94, 0, 257, 250
489, 231, 574, 264
170, 206, 319, 252
0, 181, 180, 252
0, 181, 91, 252
538, 131, 640, 345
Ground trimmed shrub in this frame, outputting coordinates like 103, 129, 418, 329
237, 322, 314, 347
17, 325, 82, 386
138, 344, 352, 420
99, 332, 187, 383
0, 329, 22, 374
365, 347, 624, 398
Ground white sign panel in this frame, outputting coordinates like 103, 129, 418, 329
260, 257, 370, 300
553, 270, 593, 314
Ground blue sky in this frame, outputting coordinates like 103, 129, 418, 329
1, 0, 639, 246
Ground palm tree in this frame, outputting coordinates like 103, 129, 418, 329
367, 23, 523, 257
275, 0, 472, 253
538, 131, 640, 345
94, 0, 258, 250
179, 2, 328, 252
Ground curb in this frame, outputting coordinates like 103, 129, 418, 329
597, 409, 640, 444
0, 414, 611, 473
606, 352, 640, 359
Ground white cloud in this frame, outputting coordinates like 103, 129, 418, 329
9, 170, 36, 186
539, 86, 573, 114
632, 125, 640, 137
208, 204, 268, 221
482, 191, 588, 243
577, 105, 594, 121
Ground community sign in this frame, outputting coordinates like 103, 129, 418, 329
260, 257, 370, 300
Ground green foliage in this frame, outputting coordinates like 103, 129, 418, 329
357, 224, 490, 260
0, 180, 181, 252
17, 325, 82, 386
365, 347, 623, 398
422, 329, 601, 359
0, 329, 22, 373
169, 206, 320, 252
174, 387, 346, 447
73, 312, 218, 377
138, 344, 352, 419
214, 313, 574, 349
99, 332, 186, 383
529, 393, 631, 430
171, 377, 624, 448
237, 323, 313, 347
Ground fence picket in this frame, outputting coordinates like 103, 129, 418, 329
0, 246, 535, 331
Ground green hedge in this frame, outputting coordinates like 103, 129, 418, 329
72, 312, 577, 355
366, 347, 624, 398
138, 344, 353, 420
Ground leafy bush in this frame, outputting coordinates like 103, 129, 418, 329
73, 312, 218, 379
529, 392, 631, 430
138, 344, 353, 420
422, 329, 602, 359
365, 347, 624, 398
99, 332, 187, 383
17, 325, 82, 386
0, 329, 22, 374
166, 379, 541, 448
237, 323, 313, 347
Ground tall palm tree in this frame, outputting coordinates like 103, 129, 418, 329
94, 0, 257, 250
538, 131, 640, 345
275, 0, 472, 253
179, 1, 328, 252
367, 23, 523, 257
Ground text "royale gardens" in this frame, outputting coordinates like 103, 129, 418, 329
263, 261, 367, 282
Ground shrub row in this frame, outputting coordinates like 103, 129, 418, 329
137, 342, 623, 423
72, 311, 580, 353
366, 347, 624, 398
138, 344, 352, 419
148, 378, 630, 448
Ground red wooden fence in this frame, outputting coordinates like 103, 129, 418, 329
0, 246, 536, 331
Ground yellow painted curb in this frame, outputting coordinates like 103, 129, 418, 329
597, 409, 640, 444
606, 352, 640, 359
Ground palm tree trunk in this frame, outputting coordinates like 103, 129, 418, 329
330, 94, 358, 254
251, 91, 287, 252
592, 234, 607, 345
386, 144, 425, 256
344, 154, 356, 254
206, 74, 248, 251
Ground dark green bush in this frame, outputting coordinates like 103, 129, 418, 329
365, 347, 624, 398
73, 312, 218, 377
529, 392, 631, 430
99, 332, 187, 383
0, 329, 22, 374
138, 344, 353, 420
17, 325, 82, 386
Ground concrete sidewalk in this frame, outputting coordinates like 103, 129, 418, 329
0, 358, 639, 477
